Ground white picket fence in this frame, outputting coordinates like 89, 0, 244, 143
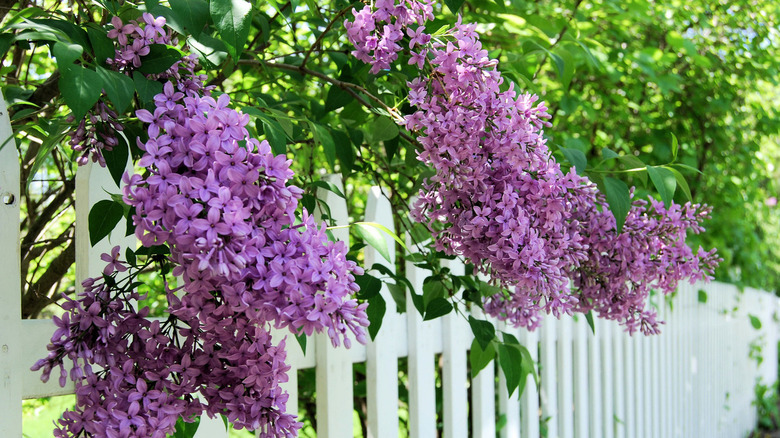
1, 90, 779, 437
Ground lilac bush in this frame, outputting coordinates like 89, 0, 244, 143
34, 15, 367, 438
346, 1, 719, 334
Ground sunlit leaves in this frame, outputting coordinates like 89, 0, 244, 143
210, 0, 253, 61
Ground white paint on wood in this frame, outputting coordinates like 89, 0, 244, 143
364, 187, 400, 438
519, 327, 540, 438
498, 323, 520, 438
314, 176, 354, 438
471, 308, 495, 438
573, 317, 589, 438
441, 259, 468, 438
406, 239, 437, 438
540, 317, 558, 438
0, 88, 22, 438
556, 316, 574, 438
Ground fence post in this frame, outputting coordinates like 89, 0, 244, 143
0, 88, 22, 438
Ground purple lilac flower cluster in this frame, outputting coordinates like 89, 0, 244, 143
344, 0, 434, 73
346, 3, 720, 333
68, 13, 207, 166
124, 81, 368, 350
567, 195, 720, 334
68, 101, 124, 166
35, 14, 368, 438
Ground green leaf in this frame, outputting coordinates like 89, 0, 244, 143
423, 297, 452, 320
602, 148, 620, 160
103, 135, 128, 186
498, 342, 522, 397
367, 294, 386, 340
422, 277, 445, 307
88, 200, 125, 246
354, 222, 391, 263
603, 177, 631, 234
311, 180, 346, 199
325, 84, 353, 112
469, 338, 495, 378
749, 314, 762, 330
137, 44, 182, 75
670, 133, 678, 161
697, 289, 707, 304
169, 0, 209, 37
295, 333, 307, 355
370, 116, 399, 143
355, 273, 382, 300
387, 283, 407, 311
311, 123, 336, 170
52, 41, 83, 67
261, 119, 287, 155
355, 221, 407, 251
187, 33, 229, 68
469, 316, 496, 351
59, 65, 102, 120
332, 130, 354, 177
95, 66, 134, 113
25, 123, 67, 190
585, 311, 595, 335
479, 282, 503, 298
560, 147, 587, 175
444, 0, 466, 13
646, 165, 677, 206
133, 71, 163, 107
210, 0, 253, 60
667, 167, 692, 202
171, 416, 201, 438
86, 25, 115, 67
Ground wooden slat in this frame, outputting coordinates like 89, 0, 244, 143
519, 327, 540, 438
498, 323, 520, 438
612, 323, 626, 438
539, 317, 558, 438
441, 259, 468, 438
0, 88, 22, 438
573, 317, 589, 438
364, 186, 400, 438
471, 308, 495, 438
596, 318, 613, 438
556, 316, 574, 438
314, 176, 354, 438
406, 244, 437, 438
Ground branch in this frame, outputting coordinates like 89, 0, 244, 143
22, 237, 76, 318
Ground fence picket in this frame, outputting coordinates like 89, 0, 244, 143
364, 187, 400, 438
540, 317, 559, 438
406, 244, 437, 438
0, 88, 22, 438
441, 259, 468, 438
573, 317, 589, 438
471, 307, 496, 438
498, 322, 520, 438
519, 327, 540, 438
557, 316, 574, 438
314, 176, 355, 438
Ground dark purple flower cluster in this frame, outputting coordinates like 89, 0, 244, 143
346, 2, 720, 333
68, 101, 124, 166
36, 14, 368, 438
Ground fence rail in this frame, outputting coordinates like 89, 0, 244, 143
1, 87, 778, 437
